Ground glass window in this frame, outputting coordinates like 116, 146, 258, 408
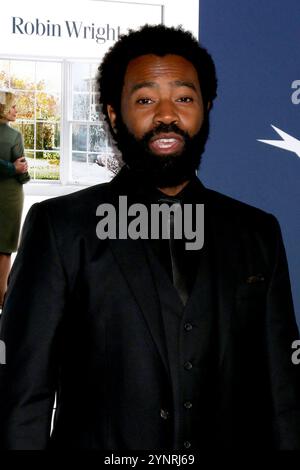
34, 151, 60, 180
73, 94, 89, 121
1, 59, 62, 181
72, 124, 87, 152
36, 62, 61, 93
0, 58, 119, 184
36, 122, 60, 151
0, 60, 9, 88
70, 62, 118, 185
15, 92, 35, 120
10, 61, 36, 90
72, 63, 90, 92
36, 92, 60, 120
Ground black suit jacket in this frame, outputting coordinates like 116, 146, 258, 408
0, 167, 299, 449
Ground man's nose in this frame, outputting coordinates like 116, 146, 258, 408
153, 100, 179, 125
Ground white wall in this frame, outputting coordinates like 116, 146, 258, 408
0, 0, 199, 60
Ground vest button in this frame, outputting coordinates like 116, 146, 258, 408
184, 401, 193, 409
184, 441, 191, 449
160, 409, 169, 420
184, 361, 193, 371
184, 323, 193, 332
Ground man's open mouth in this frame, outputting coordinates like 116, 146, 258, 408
149, 133, 184, 154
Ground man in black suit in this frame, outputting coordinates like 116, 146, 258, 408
0, 24, 299, 450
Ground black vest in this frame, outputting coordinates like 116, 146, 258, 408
144, 234, 220, 450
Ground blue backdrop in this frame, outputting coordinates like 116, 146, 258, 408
199, 0, 300, 325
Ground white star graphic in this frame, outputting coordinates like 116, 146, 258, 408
257, 125, 300, 158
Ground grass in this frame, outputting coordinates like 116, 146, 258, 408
29, 167, 60, 181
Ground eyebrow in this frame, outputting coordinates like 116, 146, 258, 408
172, 80, 197, 92
131, 81, 157, 94
130, 80, 198, 94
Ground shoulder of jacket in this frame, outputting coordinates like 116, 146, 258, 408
6, 125, 21, 138
35, 181, 112, 218
205, 187, 277, 228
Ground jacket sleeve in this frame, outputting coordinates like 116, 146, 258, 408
266, 216, 300, 449
11, 132, 24, 161
0, 202, 68, 449
12, 132, 31, 184
0, 158, 16, 177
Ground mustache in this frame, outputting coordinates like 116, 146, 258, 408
141, 123, 189, 143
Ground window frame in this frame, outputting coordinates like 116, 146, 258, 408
0, 56, 113, 185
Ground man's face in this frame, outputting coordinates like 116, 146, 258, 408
107, 54, 210, 187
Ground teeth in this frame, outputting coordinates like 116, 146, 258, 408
154, 138, 178, 148
157, 138, 177, 143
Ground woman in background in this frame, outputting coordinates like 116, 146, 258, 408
0, 90, 29, 309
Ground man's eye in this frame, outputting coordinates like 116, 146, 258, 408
177, 97, 194, 103
136, 98, 154, 105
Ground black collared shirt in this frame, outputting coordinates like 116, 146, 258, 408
149, 178, 205, 304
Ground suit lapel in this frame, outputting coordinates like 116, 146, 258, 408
108, 237, 170, 375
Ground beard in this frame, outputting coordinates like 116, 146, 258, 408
112, 113, 210, 188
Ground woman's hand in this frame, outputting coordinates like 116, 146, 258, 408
14, 157, 28, 174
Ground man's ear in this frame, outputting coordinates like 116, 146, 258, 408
207, 101, 212, 111
107, 104, 117, 131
